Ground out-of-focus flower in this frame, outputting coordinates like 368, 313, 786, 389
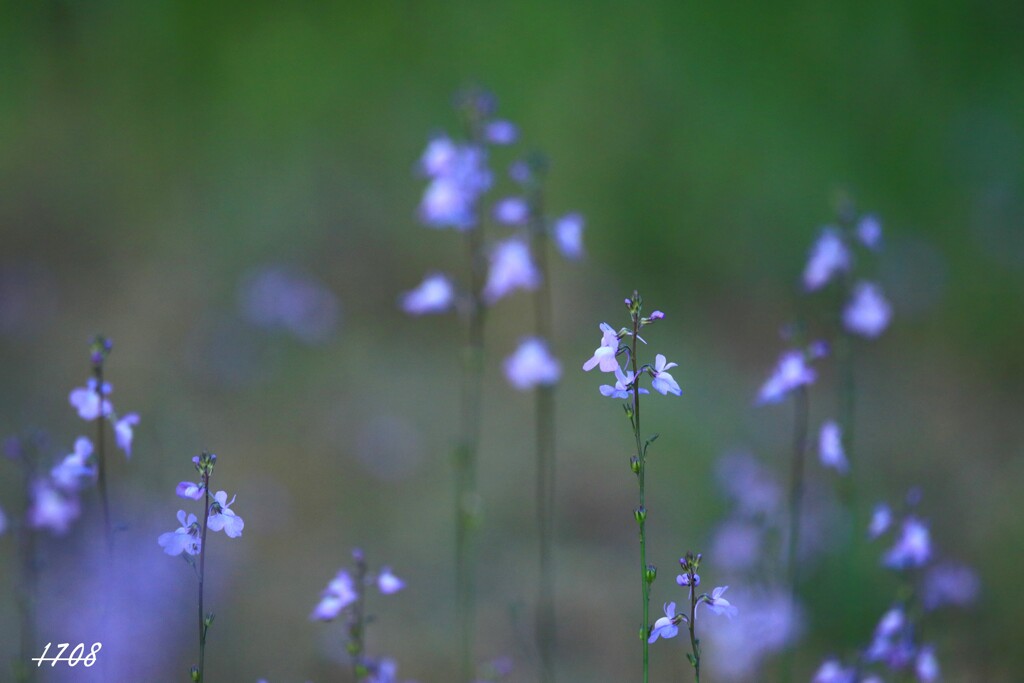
310, 570, 358, 621
482, 239, 539, 304
419, 135, 459, 176
922, 561, 980, 611
869, 503, 893, 539
504, 337, 561, 390
582, 323, 620, 373
709, 521, 763, 573
493, 197, 529, 225
818, 421, 848, 474
69, 379, 113, 421
28, 479, 80, 535
599, 367, 648, 400
811, 659, 855, 683
157, 510, 200, 556
715, 452, 782, 518
757, 351, 815, 404
484, 120, 518, 145
50, 437, 96, 491
238, 266, 340, 344
883, 517, 931, 570
401, 273, 455, 316
650, 354, 682, 396
377, 567, 405, 595
648, 602, 680, 643
553, 213, 585, 260
803, 228, 850, 291
115, 413, 140, 458
419, 144, 492, 230
916, 645, 939, 682
857, 214, 883, 249
843, 282, 891, 338
702, 586, 738, 619
207, 491, 244, 538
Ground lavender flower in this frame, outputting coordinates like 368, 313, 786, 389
68, 378, 112, 420
922, 561, 980, 610
238, 266, 340, 344
857, 214, 883, 249
493, 196, 529, 225
418, 142, 492, 230
158, 510, 201, 556
206, 491, 245, 538
757, 350, 816, 404
377, 567, 405, 595
702, 586, 738, 619
503, 337, 561, 390
869, 503, 893, 539
648, 602, 681, 643
811, 659, 855, 683
843, 281, 892, 338
28, 479, 80, 535
401, 273, 455, 315
484, 120, 518, 145
818, 420, 848, 473
311, 570, 358, 621
114, 413, 140, 457
883, 517, 931, 570
582, 323, 621, 373
915, 645, 939, 682
650, 354, 682, 396
176, 480, 205, 501
482, 238, 540, 304
803, 227, 850, 291
599, 367, 648, 399
50, 436, 96, 491
553, 213, 585, 260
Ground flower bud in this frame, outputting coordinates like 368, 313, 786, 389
633, 506, 647, 524
630, 456, 641, 474
190, 666, 200, 682
644, 564, 657, 584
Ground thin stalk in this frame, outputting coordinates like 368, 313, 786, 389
688, 584, 700, 683
629, 315, 650, 683
348, 555, 368, 681
93, 363, 113, 553
529, 189, 558, 683
197, 473, 210, 683
786, 385, 811, 587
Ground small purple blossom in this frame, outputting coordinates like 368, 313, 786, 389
650, 354, 681, 396
419, 144, 492, 230
701, 586, 738, 619
401, 273, 455, 315
28, 479, 80, 535
419, 135, 459, 176
504, 337, 562, 390
812, 659, 855, 683
68, 378, 112, 421
648, 602, 680, 643
553, 213, 585, 260
484, 120, 518, 145
883, 517, 931, 570
158, 510, 201, 556
599, 367, 648, 399
50, 436, 96, 491
803, 227, 850, 291
582, 323, 620, 373
206, 491, 244, 538
482, 238, 540, 304
176, 481, 204, 500
857, 214, 883, 249
843, 281, 892, 338
115, 413, 140, 458
922, 561, 980, 610
818, 420, 848, 474
676, 572, 700, 588
377, 567, 405, 595
915, 645, 939, 682
493, 197, 530, 225
869, 503, 893, 539
648, 310, 665, 321
757, 350, 816, 404
310, 569, 358, 621
239, 266, 340, 344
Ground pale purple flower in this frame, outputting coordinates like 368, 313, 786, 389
176, 481, 204, 500
757, 350, 816, 404
115, 413, 140, 458
702, 586, 738, 618
493, 197, 529, 225
419, 144, 492, 230
883, 517, 931, 570
650, 354, 681, 396
843, 281, 891, 338
676, 572, 699, 588
857, 214, 883, 249
648, 310, 665, 321
0, 506, 6, 536
869, 503, 893, 539
876, 607, 905, 639
485, 120, 518, 145
504, 337, 561, 390
207, 491, 244, 538
915, 645, 939, 682
599, 367, 647, 400
419, 135, 459, 177
582, 323, 620, 373
553, 213, 585, 260
311, 569, 358, 621
716, 452, 783, 517
238, 266, 339, 344
803, 228, 850, 291
818, 421, 848, 474
158, 510, 201, 556
812, 659, 855, 683
709, 520, 762, 573
50, 436, 96, 491
28, 479, 80, 534
648, 602, 680, 643
68, 378, 113, 420
482, 239, 540, 304
401, 274, 455, 315
922, 561, 980, 610
377, 567, 405, 594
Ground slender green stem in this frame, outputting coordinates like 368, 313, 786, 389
93, 363, 113, 553
349, 554, 368, 681
688, 581, 700, 683
198, 473, 210, 683
629, 314, 650, 683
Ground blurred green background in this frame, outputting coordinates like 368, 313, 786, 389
1, 1, 1022, 681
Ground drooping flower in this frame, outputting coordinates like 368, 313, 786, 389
207, 491, 244, 538
310, 569, 358, 621
843, 281, 891, 338
857, 214, 883, 249
504, 337, 562, 390
803, 227, 850, 291
50, 436, 96, 491
582, 323, 621, 373
599, 367, 648, 400
648, 602, 680, 643
818, 420, 848, 473
650, 354, 681, 396
176, 480, 205, 501
68, 378, 113, 421
869, 503, 893, 539
401, 273, 455, 315
157, 510, 201, 556
377, 567, 405, 595
883, 517, 931, 570
702, 586, 738, 618
28, 479, 80, 535
493, 197, 529, 225
757, 350, 816, 404
115, 413, 140, 458
553, 213, 585, 260
482, 239, 540, 304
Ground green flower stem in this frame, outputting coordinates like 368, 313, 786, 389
628, 311, 650, 683
197, 472, 211, 683
93, 362, 113, 553
688, 581, 700, 683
